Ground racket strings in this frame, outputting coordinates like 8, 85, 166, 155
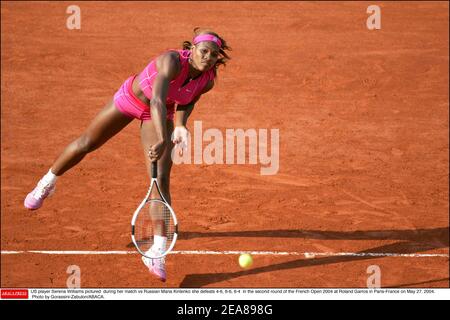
134, 199, 175, 255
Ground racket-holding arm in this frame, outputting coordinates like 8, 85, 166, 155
149, 53, 180, 162
148, 97, 168, 162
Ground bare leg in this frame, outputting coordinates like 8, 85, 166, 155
24, 99, 134, 210
140, 119, 174, 239
140, 119, 175, 203
51, 100, 133, 175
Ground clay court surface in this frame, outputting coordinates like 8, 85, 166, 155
1, 1, 448, 288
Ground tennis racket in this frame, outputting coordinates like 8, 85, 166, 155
131, 161, 178, 259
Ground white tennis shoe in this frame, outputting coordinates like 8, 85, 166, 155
24, 179, 56, 210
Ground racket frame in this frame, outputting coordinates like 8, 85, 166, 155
131, 162, 178, 259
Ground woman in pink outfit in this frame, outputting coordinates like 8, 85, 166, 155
24, 28, 231, 281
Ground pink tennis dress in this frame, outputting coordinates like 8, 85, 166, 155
114, 49, 215, 121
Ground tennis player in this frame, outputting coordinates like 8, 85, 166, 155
24, 28, 231, 281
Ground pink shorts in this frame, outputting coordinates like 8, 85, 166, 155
113, 75, 175, 121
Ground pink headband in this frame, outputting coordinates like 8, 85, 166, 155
193, 34, 222, 49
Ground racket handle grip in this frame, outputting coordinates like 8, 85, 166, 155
151, 161, 158, 179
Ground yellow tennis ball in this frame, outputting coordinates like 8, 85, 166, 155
239, 253, 253, 269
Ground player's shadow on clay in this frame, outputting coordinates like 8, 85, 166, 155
125, 227, 448, 247
177, 227, 449, 288
177, 227, 449, 242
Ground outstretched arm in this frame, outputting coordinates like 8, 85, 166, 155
174, 102, 195, 127
172, 80, 214, 153
174, 80, 214, 127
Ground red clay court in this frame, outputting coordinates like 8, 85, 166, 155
1, 1, 448, 288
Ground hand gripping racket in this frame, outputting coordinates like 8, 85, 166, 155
131, 161, 178, 259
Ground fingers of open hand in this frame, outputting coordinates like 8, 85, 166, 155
172, 127, 189, 146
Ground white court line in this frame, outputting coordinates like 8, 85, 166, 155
0, 250, 448, 258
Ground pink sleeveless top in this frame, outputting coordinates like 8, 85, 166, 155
137, 49, 215, 106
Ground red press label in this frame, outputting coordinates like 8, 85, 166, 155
1, 289, 29, 299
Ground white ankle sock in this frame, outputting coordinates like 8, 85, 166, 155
42, 169, 58, 185
154, 235, 167, 251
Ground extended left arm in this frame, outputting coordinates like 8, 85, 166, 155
175, 103, 195, 128
172, 80, 214, 151
175, 79, 214, 128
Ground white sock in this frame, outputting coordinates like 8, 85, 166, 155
154, 235, 167, 251
42, 169, 58, 185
